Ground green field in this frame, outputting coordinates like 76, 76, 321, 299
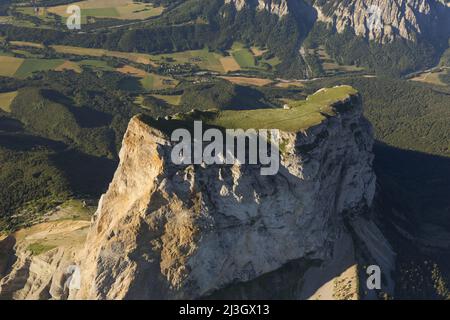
78, 59, 114, 71
154, 85, 357, 133
119, 73, 178, 92
51, 44, 156, 65
209, 86, 358, 131
151, 47, 225, 72
151, 44, 280, 73
313, 46, 364, 76
228, 43, 280, 71
231, 43, 256, 69
0, 53, 120, 78
152, 94, 182, 106
14, 59, 66, 78
411, 68, 450, 86
82, 7, 119, 17
140, 75, 154, 91
16, 7, 56, 24
9, 42, 278, 74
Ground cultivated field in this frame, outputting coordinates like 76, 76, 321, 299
411, 68, 449, 86
228, 43, 280, 71
10, 41, 45, 49
219, 76, 273, 87
15, 42, 279, 74
54, 61, 82, 73
0, 56, 24, 77
315, 46, 363, 75
116, 65, 148, 77
141, 74, 179, 91
0, 54, 116, 78
0, 45, 179, 86
0, 91, 18, 112
151, 48, 226, 72
153, 43, 280, 73
77, 59, 114, 71
20, 0, 164, 23
51, 45, 157, 66
120, 73, 178, 91
220, 56, 241, 73
275, 81, 305, 88
152, 94, 183, 106
14, 59, 66, 78
250, 46, 267, 57
117, 66, 179, 91
230, 43, 256, 69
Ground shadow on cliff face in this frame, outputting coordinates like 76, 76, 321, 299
203, 258, 322, 300
0, 236, 16, 279
373, 142, 450, 299
202, 142, 450, 300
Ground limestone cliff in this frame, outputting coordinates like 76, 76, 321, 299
224, 0, 290, 17
314, 0, 450, 43
0, 86, 395, 300
224, 0, 450, 43
74, 87, 386, 300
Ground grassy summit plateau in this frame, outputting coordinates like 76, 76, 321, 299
140, 85, 359, 134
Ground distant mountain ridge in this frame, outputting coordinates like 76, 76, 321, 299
219, 0, 450, 76
224, 0, 450, 43
224, 0, 290, 17
1, 0, 448, 78
314, 0, 450, 43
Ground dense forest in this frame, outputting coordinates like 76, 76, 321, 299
0, 70, 139, 230
304, 23, 442, 77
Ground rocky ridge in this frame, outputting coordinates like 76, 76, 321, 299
74, 86, 388, 299
224, 0, 450, 43
314, 0, 450, 43
224, 0, 290, 17
0, 86, 395, 300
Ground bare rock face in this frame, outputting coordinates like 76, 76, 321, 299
75, 88, 377, 300
222, 0, 449, 43
0, 220, 90, 300
314, 0, 450, 43
225, 0, 290, 17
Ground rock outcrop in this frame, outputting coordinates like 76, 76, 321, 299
314, 0, 450, 43
225, 0, 290, 17
0, 220, 90, 300
0, 87, 396, 300
74, 86, 381, 299
224, 0, 450, 43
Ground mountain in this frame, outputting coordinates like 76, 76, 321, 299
314, 0, 450, 43
0, 86, 395, 299
218, 0, 450, 76
0, 0, 449, 301
223, 0, 450, 43
224, 0, 290, 17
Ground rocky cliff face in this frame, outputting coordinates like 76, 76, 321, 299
314, 0, 450, 43
224, 0, 290, 17
0, 87, 396, 300
0, 220, 90, 300
72, 87, 382, 299
225, 0, 450, 43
